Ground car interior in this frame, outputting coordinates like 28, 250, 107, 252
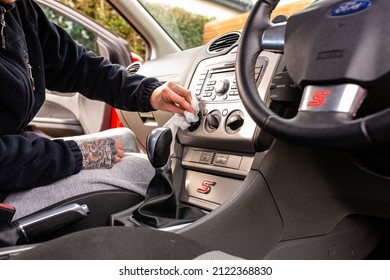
1, 0, 390, 260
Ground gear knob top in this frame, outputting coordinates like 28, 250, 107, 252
146, 127, 173, 169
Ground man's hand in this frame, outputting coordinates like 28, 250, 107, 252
79, 138, 124, 170
150, 81, 195, 115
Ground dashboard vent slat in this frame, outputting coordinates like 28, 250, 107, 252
208, 32, 240, 53
126, 62, 142, 74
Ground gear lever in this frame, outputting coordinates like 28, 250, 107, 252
147, 127, 173, 169
132, 127, 204, 228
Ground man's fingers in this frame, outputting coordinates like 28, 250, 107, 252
150, 81, 196, 115
164, 83, 194, 114
165, 103, 186, 115
169, 82, 192, 104
115, 155, 122, 163
115, 140, 125, 158
115, 140, 123, 149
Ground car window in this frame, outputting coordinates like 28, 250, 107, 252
50, 0, 312, 61
39, 5, 101, 55
56, 0, 147, 60
138, 0, 221, 50
138, 0, 314, 50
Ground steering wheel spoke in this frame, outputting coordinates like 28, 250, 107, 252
299, 84, 366, 116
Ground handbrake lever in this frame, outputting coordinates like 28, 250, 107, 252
0, 203, 89, 247
15, 203, 89, 242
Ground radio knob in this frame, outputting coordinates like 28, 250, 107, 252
215, 79, 230, 95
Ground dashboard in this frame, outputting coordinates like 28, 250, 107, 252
119, 32, 284, 211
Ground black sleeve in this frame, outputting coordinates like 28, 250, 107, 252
0, 133, 82, 191
32, 0, 159, 112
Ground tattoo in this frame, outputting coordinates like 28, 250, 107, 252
79, 138, 117, 170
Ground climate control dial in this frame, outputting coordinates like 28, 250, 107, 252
225, 110, 244, 134
205, 110, 222, 133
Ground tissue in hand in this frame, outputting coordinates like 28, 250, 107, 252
163, 94, 202, 153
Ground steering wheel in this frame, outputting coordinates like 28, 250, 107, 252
236, 0, 390, 149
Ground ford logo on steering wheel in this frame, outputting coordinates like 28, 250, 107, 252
329, 0, 371, 16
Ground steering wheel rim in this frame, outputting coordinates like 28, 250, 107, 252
236, 0, 390, 149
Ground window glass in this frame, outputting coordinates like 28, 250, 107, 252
138, 0, 314, 50
56, 0, 147, 60
40, 5, 100, 55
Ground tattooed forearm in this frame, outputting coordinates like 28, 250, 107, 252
79, 138, 117, 170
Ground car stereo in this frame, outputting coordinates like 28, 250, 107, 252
194, 57, 268, 103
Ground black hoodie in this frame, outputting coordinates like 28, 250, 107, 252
0, 0, 161, 191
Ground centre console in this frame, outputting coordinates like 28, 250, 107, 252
177, 48, 282, 210
115, 35, 283, 226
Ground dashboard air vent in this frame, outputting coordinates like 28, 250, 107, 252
208, 32, 240, 53
126, 62, 142, 74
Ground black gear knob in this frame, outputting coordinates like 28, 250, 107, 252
146, 127, 173, 169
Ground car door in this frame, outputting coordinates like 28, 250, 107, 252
28, 0, 132, 138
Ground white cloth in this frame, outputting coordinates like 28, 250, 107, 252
163, 95, 201, 154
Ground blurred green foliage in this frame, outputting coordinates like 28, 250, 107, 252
41, 5, 101, 54
57, 0, 215, 59
140, 1, 215, 50
58, 0, 145, 58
